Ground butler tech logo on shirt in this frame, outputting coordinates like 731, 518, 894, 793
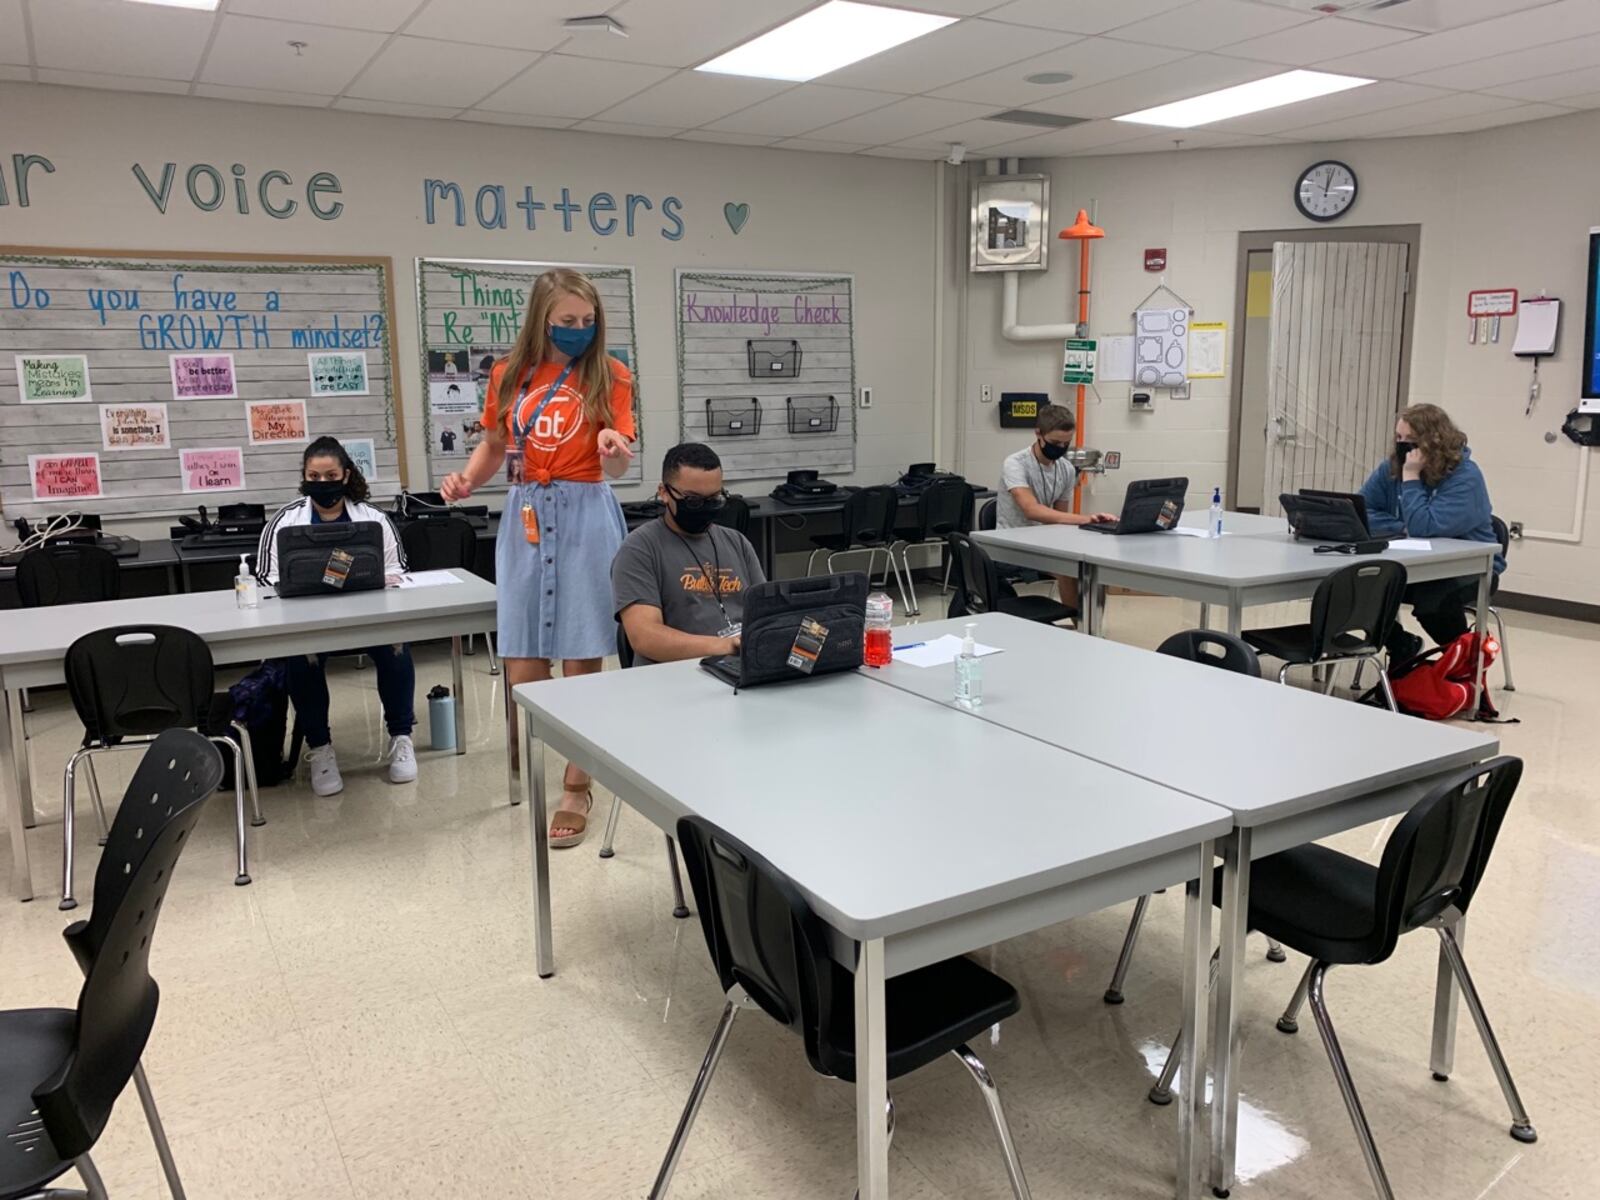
514, 380, 585, 453
680, 561, 747, 595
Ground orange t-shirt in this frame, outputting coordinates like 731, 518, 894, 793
481, 357, 636, 485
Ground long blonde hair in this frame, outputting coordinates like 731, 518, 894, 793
495, 268, 615, 437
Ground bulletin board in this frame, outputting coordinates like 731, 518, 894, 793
0, 246, 403, 519
676, 269, 856, 480
414, 257, 643, 491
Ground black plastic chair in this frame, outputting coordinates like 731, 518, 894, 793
945, 532, 1075, 626
401, 516, 497, 675
977, 498, 1043, 590
61, 626, 262, 909
1244, 560, 1408, 710
806, 486, 912, 614
593, 624, 690, 919
16, 543, 121, 608
0, 729, 222, 1200
891, 479, 972, 617
711, 494, 752, 538
651, 816, 1032, 1199
1464, 516, 1514, 692
1102, 631, 1282, 1005
1145, 757, 1534, 1200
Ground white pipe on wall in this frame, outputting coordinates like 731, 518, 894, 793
1001, 272, 1076, 342
931, 162, 947, 467
1523, 448, 1590, 543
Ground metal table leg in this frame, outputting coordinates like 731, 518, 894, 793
525, 723, 554, 978
1430, 912, 1462, 1080
2, 684, 33, 901
1199, 603, 1210, 630
1081, 564, 1102, 637
1469, 569, 1491, 720
504, 672, 519, 807
450, 635, 467, 756
8, 686, 34, 830
1227, 593, 1242, 638
1210, 827, 1252, 1198
855, 937, 890, 1199
1179, 839, 1215, 1199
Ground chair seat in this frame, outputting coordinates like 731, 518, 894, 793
997, 594, 1077, 626
1213, 844, 1381, 966
1243, 625, 1374, 665
0, 1008, 76, 1196
818, 955, 1020, 1083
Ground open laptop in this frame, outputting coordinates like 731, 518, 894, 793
701, 573, 867, 688
275, 521, 388, 597
1298, 488, 1370, 531
1280, 491, 1374, 544
1083, 476, 1189, 535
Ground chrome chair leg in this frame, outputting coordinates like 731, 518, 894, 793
1308, 962, 1396, 1200
1266, 938, 1287, 962
488, 633, 501, 677
891, 541, 921, 617
954, 1044, 1032, 1200
60, 749, 89, 911
886, 544, 916, 617
1148, 948, 1220, 1106
1276, 959, 1316, 1034
650, 998, 742, 1199
211, 736, 251, 886
1103, 894, 1150, 1004
665, 836, 690, 920
133, 1061, 187, 1200
598, 794, 623, 859
1373, 656, 1399, 712
1352, 659, 1366, 691
75, 1152, 110, 1200
1278, 662, 1293, 686
1491, 608, 1514, 691
233, 722, 265, 827
84, 753, 110, 845
1436, 924, 1537, 1143
806, 547, 825, 577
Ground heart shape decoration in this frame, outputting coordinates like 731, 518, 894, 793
723, 202, 750, 234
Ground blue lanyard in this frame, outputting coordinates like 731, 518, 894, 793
511, 362, 575, 447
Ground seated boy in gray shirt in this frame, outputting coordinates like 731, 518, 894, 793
612, 442, 765, 666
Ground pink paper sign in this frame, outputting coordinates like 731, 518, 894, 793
30, 453, 103, 502
180, 446, 246, 493
170, 353, 238, 400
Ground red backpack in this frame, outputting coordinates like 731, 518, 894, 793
1387, 632, 1501, 720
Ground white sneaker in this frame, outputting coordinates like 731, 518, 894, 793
387, 734, 418, 784
307, 743, 343, 797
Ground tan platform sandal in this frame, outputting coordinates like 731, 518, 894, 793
549, 789, 593, 849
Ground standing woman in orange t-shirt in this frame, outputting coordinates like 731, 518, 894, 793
441, 268, 635, 846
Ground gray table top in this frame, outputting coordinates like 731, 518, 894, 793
513, 664, 1231, 942
869, 613, 1498, 827
0, 569, 497, 670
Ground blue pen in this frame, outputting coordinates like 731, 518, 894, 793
892, 641, 925, 651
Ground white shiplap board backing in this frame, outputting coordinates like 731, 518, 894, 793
676, 270, 856, 481
0, 250, 401, 518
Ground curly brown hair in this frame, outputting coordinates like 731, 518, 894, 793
1393, 403, 1466, 488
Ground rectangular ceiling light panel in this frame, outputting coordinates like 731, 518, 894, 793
1115, 68, 1373, 127
697, 1, 957, 83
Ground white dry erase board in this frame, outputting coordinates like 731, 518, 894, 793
0, 247, 404, 518
676, 269, 856, 480
414, 257, 643, 491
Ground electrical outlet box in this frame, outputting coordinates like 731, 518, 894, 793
859, 386, 873, 409
980, 384, 994, 404
1131, 391, 1154, 412
1508, 521, 1524, 540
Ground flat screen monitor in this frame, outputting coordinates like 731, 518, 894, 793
1584, 228, 1600, 400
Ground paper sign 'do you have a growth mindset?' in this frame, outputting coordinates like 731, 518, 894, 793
180, 447, 245, 493
30, 453, 103, 502
246, 399, 309, 445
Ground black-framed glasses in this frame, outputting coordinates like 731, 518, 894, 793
665, 484, 728, 513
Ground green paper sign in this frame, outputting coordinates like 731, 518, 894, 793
1062, 338, 1097, 385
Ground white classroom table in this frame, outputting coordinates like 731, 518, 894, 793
0, 569, 497, 902
868, 613, 1500, 1195
512, 665, 1234, 1199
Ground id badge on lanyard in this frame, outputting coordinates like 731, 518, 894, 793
506, 362, 575, 488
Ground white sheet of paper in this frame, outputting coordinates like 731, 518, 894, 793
392, 570, 463, 588
1167, 526, 1217, 538
1098, 335, 1135, 382
894, 634, 1003, 669
1386, 538, 1433, 551
1187, 323, 1226, 378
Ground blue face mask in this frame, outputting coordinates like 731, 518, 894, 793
549, 323, 595, 358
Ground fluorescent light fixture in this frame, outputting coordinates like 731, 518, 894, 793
124, 0, 221, 9
1114, 69, 1372, 129
696, 1, 957, 83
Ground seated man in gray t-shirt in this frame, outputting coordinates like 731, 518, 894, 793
996, 403, 1115, 610
612, 442, 765, 666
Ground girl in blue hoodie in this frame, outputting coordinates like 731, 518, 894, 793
1360, 404, 1503, 658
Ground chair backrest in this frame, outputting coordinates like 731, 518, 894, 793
16, 542, 121, 607
35, 730, 222, 1160
1365, 756, 1522, 963
1156, 629, 1261, 677
841, 485, 899, 547
1308, 560, 1408, 659
616, 622, 635, 670
944, 532, 1001, 615
914, 479, 972, 539
1491, 515, 1511, 558
978, 499, 997, 532
400, 516, 476, 571
64, 625, 215, 743
675, 815, 838, 1076
712, 494, 752, 537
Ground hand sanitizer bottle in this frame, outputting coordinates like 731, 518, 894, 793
954, 622, 983, 711
235, 553, 259, 610
1210, 486, 1224, 538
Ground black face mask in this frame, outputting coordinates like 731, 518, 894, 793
1039, 440, 1070, 461
301, 479, 346, 508
1394, 440, 1417, 461
670, 502, 718, 535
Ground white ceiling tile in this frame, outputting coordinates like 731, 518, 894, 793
931, 36, 1188, 106
917, 0, 1014, 13
1095, 129, 1284, 154
702, 83, 898, 137
347, 36, 539, 108
1408, 32, 1600, 93
893, 116, 1052, 152
771, 137, 871, 153
457, 110, 577, 128
1330, 0, 1560, 34
573, 118, 685, 137
1321, 0, 1600, 80
952, 118, 1150, 156
805, 97, 996, 145
594, 71, 791, 128
404, 0, 581, 52
1376, 101, 1573, 137
0, 0, 25, 66
821, 19, 1076, 94
1209, 80, 1446, 136
1279, 91, 1520, 139
1224, 16, 1418, 66
1107, 0, 1314, 52
1490, 62, 1600, 103
227, 0, 421, 34
675, 129, 781, 145
0, 65, 30, 79
32, 0, 213, 80
334, 97, 463, 119
195, 83, 335, 108
36, 68, 191, 95
591, 0, 816, 67
199, 16, 387, 94
859, 145, 947, 159
480, 53, 674, 118
983, 0, 1192, 37
1030, 54, 1276, 119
